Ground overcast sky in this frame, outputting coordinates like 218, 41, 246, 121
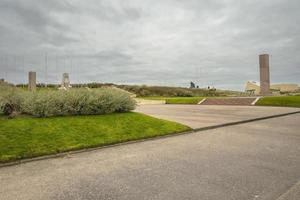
0, 0, 299, 90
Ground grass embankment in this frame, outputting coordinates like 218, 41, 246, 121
0, 112, 191, 163
140, 97, 204, 104
256, 96, 300, 108
165, 97, 204, 104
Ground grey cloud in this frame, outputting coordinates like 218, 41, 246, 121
0, 0, 69, 32
0, 0, 299, 90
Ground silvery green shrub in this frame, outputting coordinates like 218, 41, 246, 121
0, 85, 25, 115
0, 86, 136, 117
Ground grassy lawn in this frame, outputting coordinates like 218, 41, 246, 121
165, 97, 204, 104
139, 97, 204, 104
256, 96, 300, 107
0, 112, 191, 163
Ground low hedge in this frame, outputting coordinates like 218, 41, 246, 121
0, 85, 136, 117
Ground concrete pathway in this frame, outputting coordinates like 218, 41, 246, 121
135, 104, 300, 128
0, 112, 300, 200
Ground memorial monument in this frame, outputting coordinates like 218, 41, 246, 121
59, 73, 71, 90
28, 71, 36, 92
259, 54, 270, 95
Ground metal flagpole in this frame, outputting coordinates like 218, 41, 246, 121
45, 53, 48, 87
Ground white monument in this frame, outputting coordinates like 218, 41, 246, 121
59, 73, 72, 90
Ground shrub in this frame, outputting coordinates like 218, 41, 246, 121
116, 85, 232, 97
174, 89, 193, 97
0, 86, 136, 117
0, 85, 25, 115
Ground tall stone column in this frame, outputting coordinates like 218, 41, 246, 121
259, 54, 270, 95
28, 71, 36, 92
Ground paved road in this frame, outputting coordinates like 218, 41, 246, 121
135, 104, 300, 128
0, 111, 299, 199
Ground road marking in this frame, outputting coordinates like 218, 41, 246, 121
198, 98, 206, 104
251, 97, 261, 105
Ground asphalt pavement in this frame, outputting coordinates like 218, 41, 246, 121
0, 106, 300, 200
135, 104, 300, 128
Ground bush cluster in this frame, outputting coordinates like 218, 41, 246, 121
16, 83, 244, 97
117, 85, 221, 97
0, 86, 136, 117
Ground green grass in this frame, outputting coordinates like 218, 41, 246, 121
165, 97, 204, 104
256, 96, 300, 107
139, 97, 204, 104
0, 112, 191, 163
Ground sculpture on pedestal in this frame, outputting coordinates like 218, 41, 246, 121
59, 73, 72, 90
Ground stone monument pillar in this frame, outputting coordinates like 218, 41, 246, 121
60, 73, 71, 90
259, 54, 270, 95
28, 71, 36, 92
